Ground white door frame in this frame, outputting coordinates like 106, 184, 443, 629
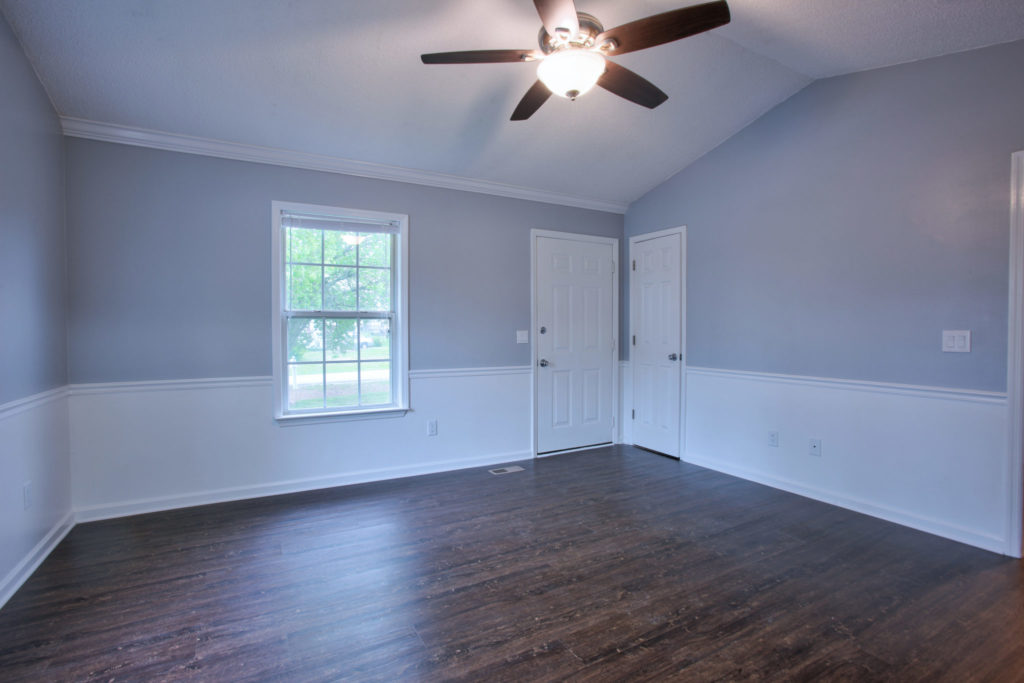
530, 229, 620, 457
1006, 150, 1024, 558
628, 226, 687, 458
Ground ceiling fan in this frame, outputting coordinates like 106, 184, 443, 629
421, 0, 731, 120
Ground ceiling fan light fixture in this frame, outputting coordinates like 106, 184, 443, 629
420, 0, 733, 119
340, 233, 368, 246
537, 49, 606, 100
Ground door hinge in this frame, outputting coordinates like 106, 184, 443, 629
632, 409, 635, 419
631, 259, 636, 271
632, 334, 636, 346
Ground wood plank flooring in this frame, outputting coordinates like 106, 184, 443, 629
1, 445, 1022, 681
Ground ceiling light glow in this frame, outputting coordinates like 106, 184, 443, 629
537, 50, 606, 100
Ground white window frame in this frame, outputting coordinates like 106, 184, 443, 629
271, 200, 409, 423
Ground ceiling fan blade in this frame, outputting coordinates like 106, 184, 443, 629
597, 62, 668, 109
533, 0, 580, 39
596, 0, 731, 56
511, 81, 552, 121
421, 50, 539, 64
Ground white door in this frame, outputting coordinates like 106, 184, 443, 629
535, 235, 616, 454
631, 230, 684, 457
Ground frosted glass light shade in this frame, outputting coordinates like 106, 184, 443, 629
537, 50, 606, 100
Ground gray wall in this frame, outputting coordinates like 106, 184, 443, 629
0, 10, 71, 610
625, 39, 1024, 392
64, 139, 623, 382
0, 13, 66, 404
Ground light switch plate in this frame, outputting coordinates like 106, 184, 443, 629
516, 330, 529, 344
942, 330, 971, 353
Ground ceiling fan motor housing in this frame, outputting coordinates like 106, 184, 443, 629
538, 12, 604, 53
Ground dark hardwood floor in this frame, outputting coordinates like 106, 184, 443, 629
2, 446, 1022, 681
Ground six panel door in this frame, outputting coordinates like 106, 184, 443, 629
631, 232, 683, 457
536, 236, 616, 454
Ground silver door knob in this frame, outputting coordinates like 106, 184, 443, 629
539, 359, 550, 367
668, 353, 679, 361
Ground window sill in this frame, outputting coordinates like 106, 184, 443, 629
274, 406, 408, 426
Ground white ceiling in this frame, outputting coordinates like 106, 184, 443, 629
3, 0, 1023, 209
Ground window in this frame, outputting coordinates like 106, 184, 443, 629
272, 201, 408, 421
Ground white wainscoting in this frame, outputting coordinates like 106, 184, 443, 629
683, 366, 1010, 554
0, 388, 73, 609
69, 367, 533, 521
5, 360, 1012, 611
617, 361, 1012, 553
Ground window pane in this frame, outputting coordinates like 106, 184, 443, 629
287, 317, 323, 362
324, 231, 358, 266
325, 362, 359, 408
324, 266, 357, 310
360, 362, 391, 405
288, 364, 324, 410
288, 265, 322, 310
359, 233, 390, 267
288, 228, 322, 264
359, 319, 390, 360
358, 268, 390, 311
325, 319, 357, 361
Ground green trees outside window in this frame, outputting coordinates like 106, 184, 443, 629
283, 227, 395, 411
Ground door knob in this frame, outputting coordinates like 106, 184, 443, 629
539, 359, 550, 367
668, 353, 679, 361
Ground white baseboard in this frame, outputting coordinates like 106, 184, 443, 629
70, 370, 535, 518
683, 366, 1011, 555
0, 387, 72, 611
0, 511, 74, 610
75, 449, 531, 522
684, 451, 1005, 554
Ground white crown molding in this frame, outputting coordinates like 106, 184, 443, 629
59, 117, 629, 215
686, 366, 1007, 404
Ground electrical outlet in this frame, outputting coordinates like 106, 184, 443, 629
427, 419, 438, 437
22, 481, 32, 510
809, 439, 822, 457
942, 330, 971, 353
768, 431, 779, 448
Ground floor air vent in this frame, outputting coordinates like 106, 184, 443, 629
489, 465, 525, 475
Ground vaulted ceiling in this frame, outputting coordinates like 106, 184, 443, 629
4, 0, 1024, 210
